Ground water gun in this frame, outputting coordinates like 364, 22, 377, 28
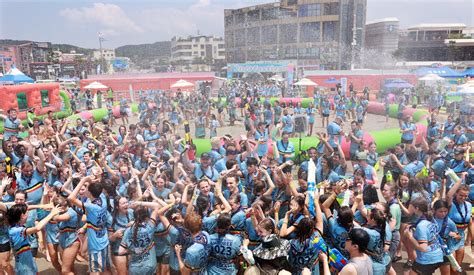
385, 170, 393, 182
311, 235, 348, 272
307, 159, 316, 217
415, 166, 429, 179
4, 157, 16, 190
445, 168, 460, 183
183, 120, 192, 144
437, 235, 462, 272
373, 160, 380, 172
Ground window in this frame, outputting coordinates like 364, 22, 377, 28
262, 25, 277, 45
247, 27, 260, 46
279, 8, 297, 19
279, 24, 298, 44
262, 8, 277, 20
17, 92, 28, 110
300, 22, 321, 42
41, 90, 50, 107
235, 12, 245, 24
225, 15, 234, 26
323, 21, 337, 41
247, 10, 260, 22
235, 31, 246, 47
323, 3, 339, 15
201, 45, 204, 49
298, 4, 321, 17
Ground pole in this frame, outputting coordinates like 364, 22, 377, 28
98, 33, 104, 74
350, 2, 357, 70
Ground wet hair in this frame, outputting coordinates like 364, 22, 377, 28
369, 208, 387, 247
337, 206, 354, 231
195, 195, 210, 217
433, 200, 449, 211
321, 155, 334, 170
184, 212, 202, 234
411, 196, 432, 221
294, 217, 315, 242
7, 203, 28, 225
363, 185, 379, 205
229, 193, 241, 206
216, 213, 232, 235
14, 190, 28, 200
165, 207, 182, 226
348, 228, 370, 252
88, 182, 103, 198
132, 207, 149, 245
246, 157, 258, 167
258, 218, 275, 234
405, 146, 418, 162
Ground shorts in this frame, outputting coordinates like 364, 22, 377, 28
397, 113, 403, 119
323, 113, 329, 117
89, 246, 111, 273
156, 252, 170, 264
411, 261, 443, 274
0, 242, 11, 253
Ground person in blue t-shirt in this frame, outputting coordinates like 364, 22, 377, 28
320, 96, 331, 128
207, 214, 242, 275
119, 205, 160, 275
327, 116, 344, 149
404, 197, 444, 274
68, 174, 111, 275
7, 203, 60, 275
432, 200, 458, 275
400, 116, 417, 145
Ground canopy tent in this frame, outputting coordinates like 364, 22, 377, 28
294, 78, 318, 86
84, 81, 108, 90
463, 67, 474, 77
449, 88, 474, 96
269, 74, 284, 82
0, 66, 34, 84
324, 77, 340, 84
414, 66, 464, 78
418, 74, 444, 81
170, 79, 194, 89
384, 79, 414, 89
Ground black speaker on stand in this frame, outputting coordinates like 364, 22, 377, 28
294, 115, 307, 165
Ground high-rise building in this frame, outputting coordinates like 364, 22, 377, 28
170, 35, 225, 66
224, 0, 367, 70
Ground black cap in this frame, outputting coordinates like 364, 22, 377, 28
454, 148, 465, 155
200, 152, 211, 159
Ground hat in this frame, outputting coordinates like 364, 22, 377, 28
200, 152, 211, 159
454, 148, 465, 155
356, 151, 368, 161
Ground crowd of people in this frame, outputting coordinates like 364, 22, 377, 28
0, 80, 472, 275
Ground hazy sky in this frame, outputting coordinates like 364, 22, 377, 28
0, 0, 473, 49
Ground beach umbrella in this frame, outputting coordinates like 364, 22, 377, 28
84, 81, 108, 90
269, 74, 284, 82
170, 79, 194, 88
294, 78, 318, 86
384, 79, 413, 89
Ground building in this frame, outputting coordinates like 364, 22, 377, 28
398, 23, 468, 62
224, 0, 367, 70
93, 48, 116, 61
362, 17, 399, 68
170, 35, 225, 70
0, 45, 18, 73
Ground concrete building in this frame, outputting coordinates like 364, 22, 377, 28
398, 23, 467, 62
224, 0, 367, 70
93, 48, 116, 61
170, 35, 225, 67
365, 18, 399, 52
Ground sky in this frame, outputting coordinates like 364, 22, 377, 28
0, 0, 473, 49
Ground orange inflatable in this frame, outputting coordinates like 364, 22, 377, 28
0, 83, 62, 119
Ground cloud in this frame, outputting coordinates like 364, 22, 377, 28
59, 3, 143, 36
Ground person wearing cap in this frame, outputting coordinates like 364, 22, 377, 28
354, 151, 377, 185
327, 116, 344, 149
340, 228, 373, 275
183, 149, 219, 182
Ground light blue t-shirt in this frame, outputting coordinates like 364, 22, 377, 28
413, 219, 444, 265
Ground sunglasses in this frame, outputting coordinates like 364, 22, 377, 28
226, 150, 238, 155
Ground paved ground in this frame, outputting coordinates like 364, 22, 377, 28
30, 107, 473, 274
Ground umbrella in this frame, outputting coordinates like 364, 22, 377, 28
0, 66, 34, 84
84, 81, 108, 89
294, 78, 318, 86
269, 74, 284, 82
324, 77, 340, 84
170, 79, 194, 88
418, 74, 444, 81
384, 80, 414, 89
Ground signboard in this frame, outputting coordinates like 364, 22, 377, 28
341, 77, 347, 94
228, 62, 289, 73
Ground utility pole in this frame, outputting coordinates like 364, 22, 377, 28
98, 32, 105, 74
350, 3, 357, 70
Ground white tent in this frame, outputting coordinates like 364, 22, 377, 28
84, 81, 108, 89
294, 78, 318, 86
418, 74, 444, 81
269, 74, 284, 82
171, 79, 194, 88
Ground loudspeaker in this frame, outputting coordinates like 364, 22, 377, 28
294, 115, 307, 133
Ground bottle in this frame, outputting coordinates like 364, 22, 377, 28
438, 235, 462, 272
240, 246, 255, 265
445, 168, 460, 183
386, 171, 393, 182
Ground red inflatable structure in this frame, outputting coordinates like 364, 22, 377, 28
0, 83, 62, 119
